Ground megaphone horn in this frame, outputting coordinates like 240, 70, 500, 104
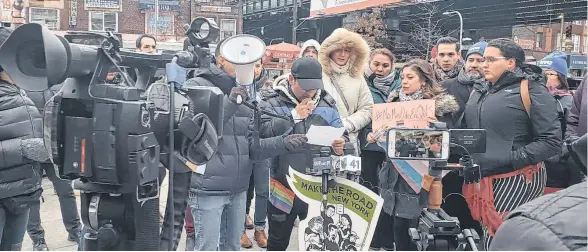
218, 34, 266, 87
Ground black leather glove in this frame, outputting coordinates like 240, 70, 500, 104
228, 86, 249, 104
284, 134, 308, 151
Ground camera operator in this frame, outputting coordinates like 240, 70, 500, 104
182, 39, 306, 251
25, 83, 83, 251
461, 38, 562, 250
256, 57, 347, 251
367, 59, 459, 251
0, 27, 50, 251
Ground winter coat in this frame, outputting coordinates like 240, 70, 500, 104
319, 28, 374, 155
184, 65, 288, 196
259, 77, 345, 218
440, 71, 477, 126
359, 69, 402, 152
0, 80, 43, 200
490, 181, 587, 251
378, 93, 459, 219
546, 92, 577, 188
462, 65, 562, 178
566, 75, 587, 139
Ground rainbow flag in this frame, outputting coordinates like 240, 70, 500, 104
269, 178, 295, 214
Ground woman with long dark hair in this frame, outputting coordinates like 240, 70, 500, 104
369, 59, 459, 251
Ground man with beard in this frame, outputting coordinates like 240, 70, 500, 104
439, 42, 488, 247
441, 41, 488, 125
433, 37, 465, 82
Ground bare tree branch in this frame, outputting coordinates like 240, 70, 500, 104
344, 7, 387, 48
399, 1, 446, 59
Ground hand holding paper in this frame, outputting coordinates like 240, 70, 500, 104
305, 125, 345, 147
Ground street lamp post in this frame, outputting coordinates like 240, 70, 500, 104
443, 10, 463, 51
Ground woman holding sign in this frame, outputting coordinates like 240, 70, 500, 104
368, 59, 459, 251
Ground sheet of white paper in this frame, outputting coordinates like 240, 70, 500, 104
305, 125, 345, 147
196, 164, 206, 175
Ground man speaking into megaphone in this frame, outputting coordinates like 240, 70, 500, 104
0, 27, 50, 250
181, 36, 309, 251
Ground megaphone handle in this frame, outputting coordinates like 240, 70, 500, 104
236, 95, 243, 105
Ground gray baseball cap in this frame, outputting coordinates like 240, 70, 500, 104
291, 57, 323, 91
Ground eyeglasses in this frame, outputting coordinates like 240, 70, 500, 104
483, 56, 508, 63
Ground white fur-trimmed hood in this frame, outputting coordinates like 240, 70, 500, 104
318, 28, 370, 78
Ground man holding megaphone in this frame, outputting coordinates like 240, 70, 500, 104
0, 27, 51, 251
182, 36, 310, 251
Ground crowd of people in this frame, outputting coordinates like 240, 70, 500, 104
0, 22, 586, 252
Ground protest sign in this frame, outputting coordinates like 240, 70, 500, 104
286, 168, 383, 251
372, 99, 436, 130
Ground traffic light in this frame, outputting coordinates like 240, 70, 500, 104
565, 25, 573, 38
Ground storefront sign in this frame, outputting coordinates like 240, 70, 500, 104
84, 0, 120, 10
200, 5, 231, 13
70, 0, 77, 25
138, 0, 179, 11
1, 0, 28, 24
29, 0, 63, 9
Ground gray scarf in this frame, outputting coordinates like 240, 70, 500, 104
456, 67, 483, 86
399, 90, 423, 101
433, 59, 464, 81
365, 68, 398, 95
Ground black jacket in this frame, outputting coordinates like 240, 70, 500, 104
258, 79, 345, 217
184, 65, 287, 195
440, 71, 477, 126
491, 181, 587, 251
462, 65, 562, 177
0, 80, 43, 200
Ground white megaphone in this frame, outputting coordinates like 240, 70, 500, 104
218, 34, 265, 103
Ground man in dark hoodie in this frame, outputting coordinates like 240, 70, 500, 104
182, 39, 308, 251
259, 57, 347, 251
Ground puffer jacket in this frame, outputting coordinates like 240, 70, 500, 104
462, 65, 562, 178
490, 181, 587, 251
184, 65, 287, 195
378, 93, 459, 219
0, 80, 43, 200
566, 75, 587, 139
319, 28, 374, 155
26, 84, 63, 115
259, 77, 345, 217
359, 69, 402, 152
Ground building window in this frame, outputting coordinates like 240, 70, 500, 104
584, 36, 588, 53
220, 19, 236, 41
556, 32, 562, 50
262, 0, 269, 9
254, 1, 261, 10
286, 0, 292, 5
146, 13, 174, 35
29, 7, 60, 30
572, 34, 580, 52
278, 0, 285, 6
270, 0, 277, 8
246, 2, 253, 13
535, 32, 543, 50
573, 20, 582, 25
89, 12, 118, 32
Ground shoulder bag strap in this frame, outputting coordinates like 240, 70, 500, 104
520, 79, 531, 118
329, 75, 351, 111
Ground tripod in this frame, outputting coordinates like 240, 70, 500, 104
409, 159, 480, 251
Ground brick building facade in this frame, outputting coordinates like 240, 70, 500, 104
1, 0, 241, 42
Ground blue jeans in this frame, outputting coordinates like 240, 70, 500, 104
0, 206, 29, 250
246, 160, 269, 231
188, 191, 246, 251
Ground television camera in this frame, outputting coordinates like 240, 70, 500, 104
0, 17, 224, 251
385, 122, 486, 251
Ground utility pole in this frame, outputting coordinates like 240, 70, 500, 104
292, 0, 298, 44
155, 0, 160, 38
559, 13, 564, 51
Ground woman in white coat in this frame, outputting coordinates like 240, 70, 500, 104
318, 28, 374, 155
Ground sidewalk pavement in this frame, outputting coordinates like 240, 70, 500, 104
22, 178, 299, 251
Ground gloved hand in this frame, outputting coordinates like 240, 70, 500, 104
284, 134, 308, 151
228, 86, 249, 104
21, 138, 50, 162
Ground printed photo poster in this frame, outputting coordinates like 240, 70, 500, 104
11, 0, 27, 24
286, 168, 384, 251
